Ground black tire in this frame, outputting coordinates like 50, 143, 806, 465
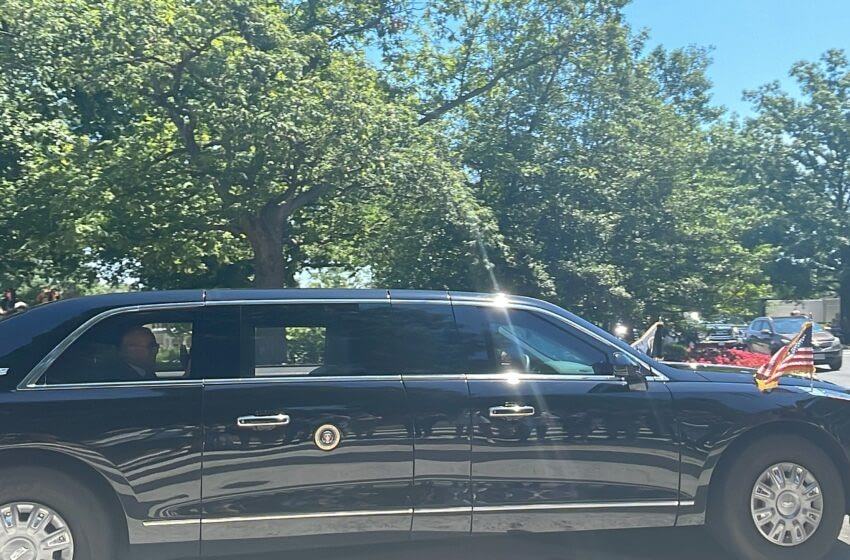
708, 435, 845, 560
828, 356, 843, 371
0, 466, 119, 560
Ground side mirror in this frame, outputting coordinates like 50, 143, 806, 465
611, 352, 647, 391
761, 328, 772, 336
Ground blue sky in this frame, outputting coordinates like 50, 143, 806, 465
623, 0, 850, 117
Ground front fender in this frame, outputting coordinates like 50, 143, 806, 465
668, 381, 850, 526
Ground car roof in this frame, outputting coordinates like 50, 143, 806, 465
18, 288, 533, 308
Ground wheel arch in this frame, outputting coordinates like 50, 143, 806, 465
706, 420, 850, 521
0, 447, 130, 548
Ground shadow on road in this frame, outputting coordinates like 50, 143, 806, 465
244, 527, 850, 560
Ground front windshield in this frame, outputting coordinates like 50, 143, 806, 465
773, 318, 825, 334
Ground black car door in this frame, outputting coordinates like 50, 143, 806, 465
391, 299, 473, 539
454, 303, 681, 534
8, 305, 205, 559
199, 301, 414, 556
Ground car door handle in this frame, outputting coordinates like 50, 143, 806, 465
489, 405, 535, 418
237, 414, 291, 428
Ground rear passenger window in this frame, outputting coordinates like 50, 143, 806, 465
391, 303, 463, 374
41, 309, 197, 385
241, 303, 394, 377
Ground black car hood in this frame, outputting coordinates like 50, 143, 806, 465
687, 370, 844, 391
662, 361, 845, 391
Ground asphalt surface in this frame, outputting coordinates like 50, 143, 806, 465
236, 350, 850, 560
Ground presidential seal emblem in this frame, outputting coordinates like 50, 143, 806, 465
314, 424, 342, 452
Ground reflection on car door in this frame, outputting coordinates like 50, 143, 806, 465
454, 304, 681, 534
199, 303, 413, 556
392, 300, 473, 539
11, 307, 205, 558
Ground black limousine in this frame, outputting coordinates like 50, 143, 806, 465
0, 289, 848, 560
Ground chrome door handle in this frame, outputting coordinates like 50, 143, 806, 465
237, 414, 290, 428
489, 405, 535, 418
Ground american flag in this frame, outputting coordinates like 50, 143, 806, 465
755, 321, 816, 391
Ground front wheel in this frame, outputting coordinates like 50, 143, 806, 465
709, 435, 845, 560
828, 356, 843, 371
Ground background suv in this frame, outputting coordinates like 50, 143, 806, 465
746, 316, 844, 370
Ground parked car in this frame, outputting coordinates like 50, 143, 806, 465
746, 316, 844, 370
2, 290, 850, 560
701, 321, 746, 348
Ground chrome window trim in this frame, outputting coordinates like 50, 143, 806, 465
144, 501, 686, 527
204, 375, 403, 385
19, 296, 668, 388
461, 372, 625, 383
204, 298, 392, 307
402, 374, 468, 381
18, 302, 203, 390
414, 506, 473, 514
22, 380, 204, 391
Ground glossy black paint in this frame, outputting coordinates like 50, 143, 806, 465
668, 372, 850, 525
1, 289, 850, 559
468, 378, 680, 532
201, 379, 413, 555
403, 377, 472, 538
0, 385, 203, 559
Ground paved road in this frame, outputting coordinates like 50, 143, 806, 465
241, 351, 850, 559
821, 348, 850, 387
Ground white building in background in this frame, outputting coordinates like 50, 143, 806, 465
765, 297, 841, 325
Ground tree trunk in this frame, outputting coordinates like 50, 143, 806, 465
839, 246, 850, 340
243, 208, 286, 289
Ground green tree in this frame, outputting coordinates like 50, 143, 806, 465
1, 0, 483, 289
744, 49, 850, 331
2, 0, 623, 291
429, 21, 768, 325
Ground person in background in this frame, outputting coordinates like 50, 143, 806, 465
35, 287, 62, 304
12, 301, 28, 314
0, 288, 17, 315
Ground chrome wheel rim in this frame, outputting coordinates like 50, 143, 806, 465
750, 462, 824, 547
0, 502, 74, 560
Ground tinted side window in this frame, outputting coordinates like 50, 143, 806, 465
41, 309, 197, 385
240, 303, 394, 377
391, 303, 463, 374
455, 306, 608, 375
192, 306, 241, 379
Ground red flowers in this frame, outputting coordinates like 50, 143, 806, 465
687, 347, 771, 368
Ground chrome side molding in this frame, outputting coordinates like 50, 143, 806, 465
144, 500, 689, 527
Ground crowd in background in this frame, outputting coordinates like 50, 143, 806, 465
0, 286, 62, 317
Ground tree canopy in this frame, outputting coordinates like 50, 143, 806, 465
0, 0, 844, 329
